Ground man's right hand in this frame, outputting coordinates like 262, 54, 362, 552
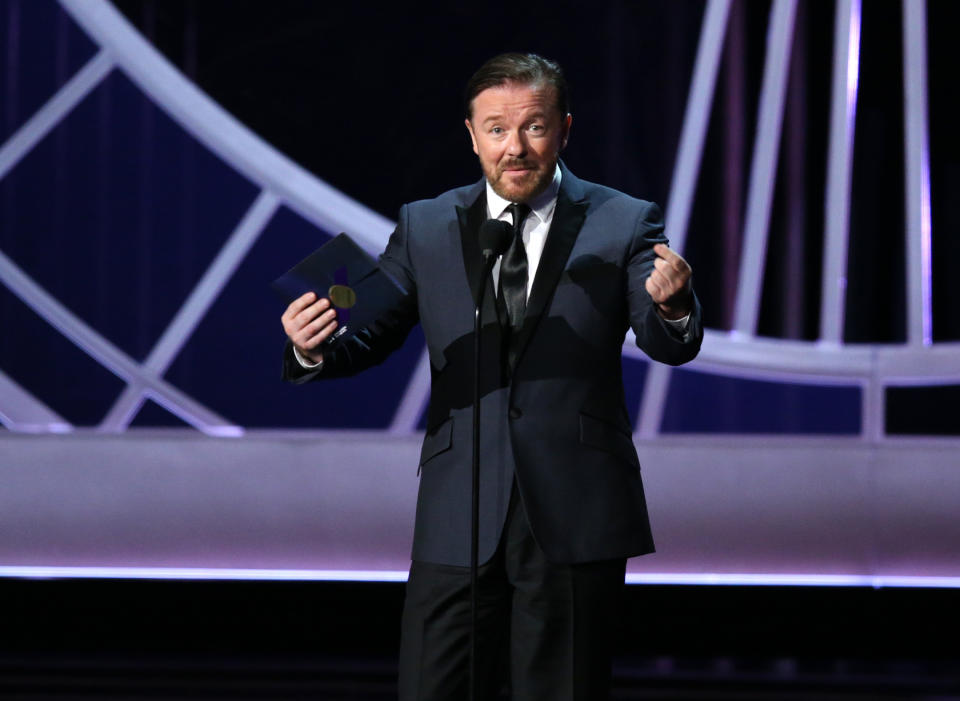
281, 291, 338, 365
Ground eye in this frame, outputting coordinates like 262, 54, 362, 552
528, 123, 545, 133
490, 126, 504, 135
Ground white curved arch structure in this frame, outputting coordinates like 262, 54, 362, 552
0, 0, 397, 434
0, 0, 952, 439
1, 0, 958, 586
62, 1, 395, 248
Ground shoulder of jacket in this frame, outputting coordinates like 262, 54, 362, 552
561, 166, 657, 214
580, 179, 656, 212
405, 179, 484, 212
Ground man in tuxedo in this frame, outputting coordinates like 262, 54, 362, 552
281, 53, 702, 700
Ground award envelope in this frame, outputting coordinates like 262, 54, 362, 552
271, 233, 408, 350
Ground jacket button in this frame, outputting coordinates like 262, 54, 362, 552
509, 407, 522, 419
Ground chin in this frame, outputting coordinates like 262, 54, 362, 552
493, 169, 550, 203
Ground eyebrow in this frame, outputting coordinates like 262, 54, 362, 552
481, 111, 548, 126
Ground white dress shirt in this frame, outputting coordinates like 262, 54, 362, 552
486, 165, 562, 300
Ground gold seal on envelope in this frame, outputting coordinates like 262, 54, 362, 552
328, 284, 357, 309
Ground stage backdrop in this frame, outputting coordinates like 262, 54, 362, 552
0, 0, 958, 585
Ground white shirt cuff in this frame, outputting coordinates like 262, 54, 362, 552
662, 313, 691, 342
293, 345, 323, 369
662, 313, 690, 332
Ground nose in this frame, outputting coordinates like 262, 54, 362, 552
505, 129, 528, 157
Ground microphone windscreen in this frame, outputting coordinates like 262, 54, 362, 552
478, 219, 512, 258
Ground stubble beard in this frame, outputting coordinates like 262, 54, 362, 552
485, 155, 558, 204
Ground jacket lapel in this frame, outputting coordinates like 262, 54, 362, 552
509, 170, 588, 370
456, 187, 500, 325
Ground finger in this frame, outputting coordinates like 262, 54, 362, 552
283, 291, 318, 321
282, 295, 322, 334
653, 257, 673, 277
300, 319, 338, 350
646, 274, 665, 302
284, 300, 333, 340
654, 258, 691, 290
298, 308, 338, 340
284, 300, 318, 337
653, 267, 676, 292
293, 297, 331, 328
652, 243, 675, 260
653, 244, 690, 273
292, 306, 336, 339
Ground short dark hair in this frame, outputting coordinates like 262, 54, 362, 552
464, 52, 570, 119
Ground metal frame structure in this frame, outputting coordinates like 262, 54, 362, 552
0, 0, 955, 442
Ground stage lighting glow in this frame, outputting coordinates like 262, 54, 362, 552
1, 566, 958, 589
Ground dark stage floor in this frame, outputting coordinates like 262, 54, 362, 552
2, 579, 958, 699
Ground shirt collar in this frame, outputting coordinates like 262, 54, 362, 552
485, 164, 562, 224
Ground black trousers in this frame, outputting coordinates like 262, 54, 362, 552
398, 483, 627, 701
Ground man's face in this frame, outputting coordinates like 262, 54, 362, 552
465, 81, 572, 203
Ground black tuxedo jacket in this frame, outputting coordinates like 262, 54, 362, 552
284, 164, 703, 566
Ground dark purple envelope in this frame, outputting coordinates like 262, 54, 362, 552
272, 233, 407, 350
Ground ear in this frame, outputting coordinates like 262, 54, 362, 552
560, 113, 572, 150
465, 118, 479, 156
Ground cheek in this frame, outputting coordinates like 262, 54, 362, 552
534, 140, 561, 161
477, 143, 501, 165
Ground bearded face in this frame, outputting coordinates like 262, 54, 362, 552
465, 81, 571, 203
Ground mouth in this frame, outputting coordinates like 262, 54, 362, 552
502, 164, 535, 175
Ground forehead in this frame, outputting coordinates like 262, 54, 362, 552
470, 81, 558, 121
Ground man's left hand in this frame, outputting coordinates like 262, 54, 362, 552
645, 243, 693, 320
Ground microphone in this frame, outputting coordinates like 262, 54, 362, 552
478, 219, 512, 265
474, 219, 512, 307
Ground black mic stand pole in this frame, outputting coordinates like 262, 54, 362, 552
469, 220, 510, 701
470, 252, 493, 701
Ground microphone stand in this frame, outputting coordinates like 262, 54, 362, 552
468, 219, 510, 701
470, 251, 496, 701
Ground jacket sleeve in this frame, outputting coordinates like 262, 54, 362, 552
624, 201, 703, 366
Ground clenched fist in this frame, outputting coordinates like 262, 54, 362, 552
281, 291, 338, 365
645, 243, 693, 320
